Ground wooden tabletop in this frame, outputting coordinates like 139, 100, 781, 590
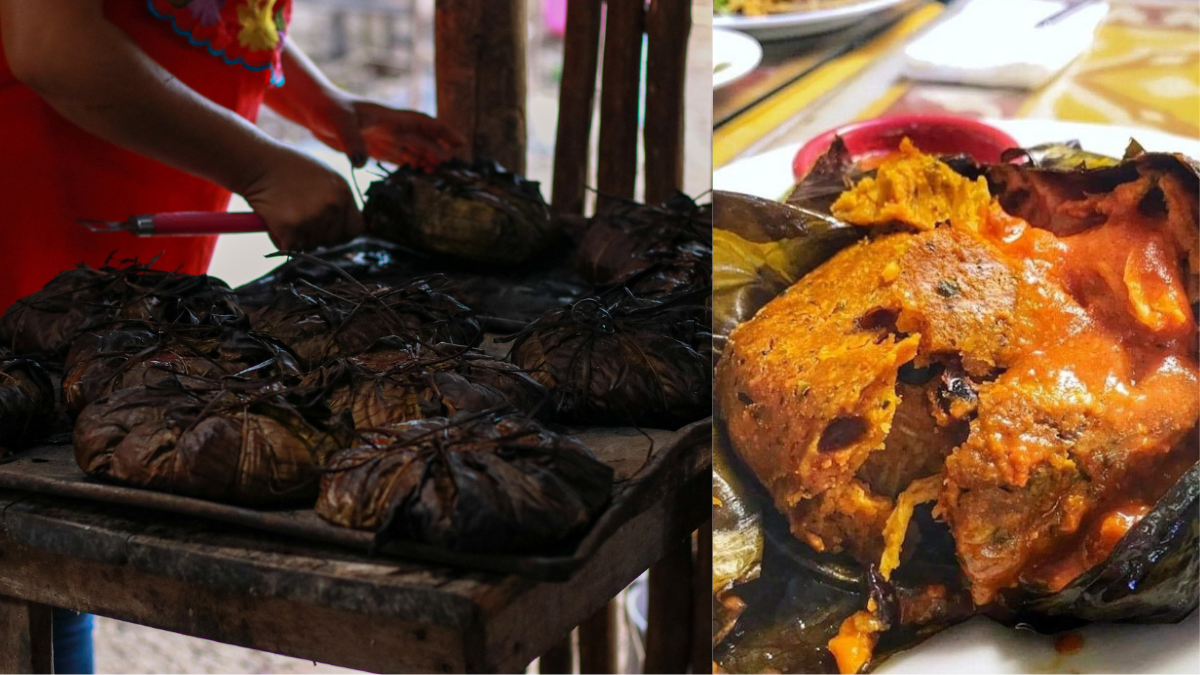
0, 430, 708, 673
714, 0, 1200, 169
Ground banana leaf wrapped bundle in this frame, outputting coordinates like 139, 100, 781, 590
504, 293, 710, 427
233, 240, 588, 333
315, 411, 615, 553
74, 377, 352, 505
0, 259, 243, 359
0, 348, 55, 454
61, 322, 303, 416
713, 138, 1200, 673
363, 159, 558, 265
575, 192, 713, 288
249, 278, 480, 369
303, 339, 547, 429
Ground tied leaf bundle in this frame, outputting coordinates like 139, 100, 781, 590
0, 348, 55, 454
316, 411, 614, 553
249, 277, 480, 369
505, 293, 710, 427
575, 192, 713, 294
61, 321, 303, 416
303, 339, 547, 430
363, 159, 558, 265
74, 377, 353, 506
0, 259, 243, 358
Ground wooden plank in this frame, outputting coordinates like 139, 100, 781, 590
0, 446, 708, 673
550, 0, 603, 216
692, 522, 713, 674
434, 0, 527, 173
643, 0, 692, 205
577, 601, 617, 674
0, 421, 697, 581
643, 538, 693, 673
468, 463, 709, 672
0, 596, 53, 674
538, 634, 574, 674
596, 0, 647, 205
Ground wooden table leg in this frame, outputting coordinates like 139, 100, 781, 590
539, 632, 574, 674
577, 601, 618, 674
643, 537, 694, 673
0, 596, 52, 674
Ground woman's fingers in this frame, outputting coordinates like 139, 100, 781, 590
356, 103, 467, 166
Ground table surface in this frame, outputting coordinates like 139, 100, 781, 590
714, 0, 1200, 167
0, 430, 709, 673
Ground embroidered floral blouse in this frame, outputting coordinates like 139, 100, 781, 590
147, 0, 293, 85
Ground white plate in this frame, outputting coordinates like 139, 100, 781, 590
714, 28, 764, 90
713, 118, 1200, 674
714, 0, 910, 40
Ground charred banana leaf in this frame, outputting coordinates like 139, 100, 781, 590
0, 349, 55, 453
575, 192, 712, 286
992, 463, 1199, 630
714, 426, 764, 647
249, 278, 480, 369
303, 339, 547, 429
712, 193, 861, 361
316, 411, 614, 553
504, 294, 710, 427
363, 160, 558, 265
61, 322, 303, 416
0, 260, 243, 358
74, 377, 352, 505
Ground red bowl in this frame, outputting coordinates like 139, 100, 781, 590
792, 114, 1020, 180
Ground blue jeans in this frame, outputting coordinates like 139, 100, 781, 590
51, 608, 94, 674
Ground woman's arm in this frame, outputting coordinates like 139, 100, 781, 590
0, 0, 360, 251
265, 42, 465, 169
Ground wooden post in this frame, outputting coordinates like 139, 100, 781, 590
577, 601, 617, 674
550, 0, 604, 216
0, 596, 52, 674
643, 538, 694, 673
692, 523, 713, 674
596, 0, 647, 206
643, 0, 692, 205
539, 632, 574, 674
434, 0, 528, 173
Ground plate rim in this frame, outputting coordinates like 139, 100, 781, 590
713, 27, 764, 89
713, 0, 910, 30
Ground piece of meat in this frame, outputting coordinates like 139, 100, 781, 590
717, 226, 1018, 561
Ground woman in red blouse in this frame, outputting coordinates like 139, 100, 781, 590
0, 2, 464, 670
0, 0, 463, 312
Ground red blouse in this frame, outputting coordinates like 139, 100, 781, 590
0, 0, 292, 312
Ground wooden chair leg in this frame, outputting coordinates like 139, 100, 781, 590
643, 537, 694, 673
692, 523, 713, 674
0, 596, 52, 674
577, 601, 618, 674
539, 631, 574, 674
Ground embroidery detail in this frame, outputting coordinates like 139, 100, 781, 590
188, 0, 225, 27
237, 0, 280, 51
146, 0, 289, 86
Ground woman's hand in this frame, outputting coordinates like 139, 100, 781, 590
264, 43, 466, 170
239, 146, 363, 251
309, 95, 467, 170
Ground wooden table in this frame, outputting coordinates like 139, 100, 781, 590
714, 0, 1200, 169
0, 436, 707, 674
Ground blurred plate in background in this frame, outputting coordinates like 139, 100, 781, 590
714, 28, 764, 89
714, 0, 911, 40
